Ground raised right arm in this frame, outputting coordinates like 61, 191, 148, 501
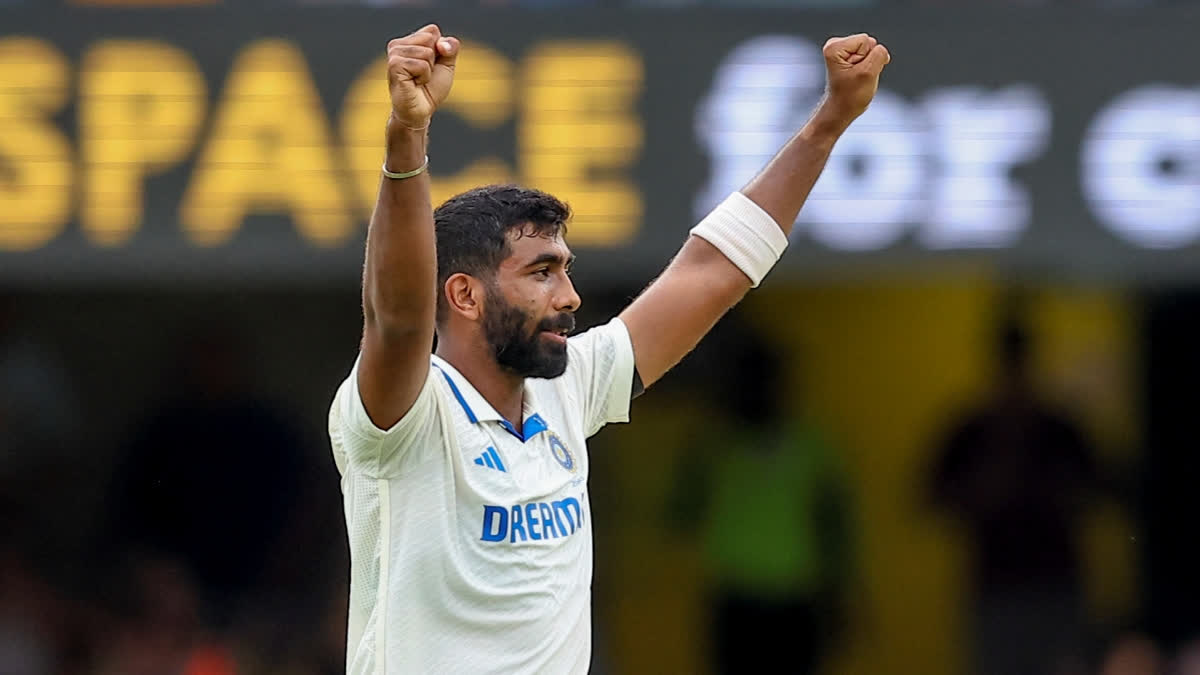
357, 25, 458, 430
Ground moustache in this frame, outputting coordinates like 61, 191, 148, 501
537, 314, 576, 335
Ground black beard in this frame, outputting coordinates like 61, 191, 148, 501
483, 285, 574, 379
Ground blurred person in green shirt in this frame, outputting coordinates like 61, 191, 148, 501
668, 319, 856, 675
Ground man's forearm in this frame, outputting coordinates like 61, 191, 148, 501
362, 120, 435, 329
741, 100, 848, 233
617, 34, 888, 391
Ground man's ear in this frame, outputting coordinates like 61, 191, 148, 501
445, 273, 485, 321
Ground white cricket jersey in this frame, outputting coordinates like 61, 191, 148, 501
328, 317, 636, 675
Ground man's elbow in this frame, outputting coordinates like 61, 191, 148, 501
677, 236, 755, 298
363, 289, 435, 337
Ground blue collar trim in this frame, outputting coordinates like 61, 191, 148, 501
436, 366, 478, 424
434, 366, 548, 443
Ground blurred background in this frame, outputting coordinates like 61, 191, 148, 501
2, 2, 1199, 674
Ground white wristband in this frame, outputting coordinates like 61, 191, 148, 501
689, 192, 789, 287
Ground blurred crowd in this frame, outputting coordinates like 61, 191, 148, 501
667, 302, 1200, 675
0, 296, 348, 675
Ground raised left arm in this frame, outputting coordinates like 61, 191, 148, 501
620, 34, 890, 387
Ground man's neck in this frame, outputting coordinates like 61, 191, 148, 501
435, 339, 525, 428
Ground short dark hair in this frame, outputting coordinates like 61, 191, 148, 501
433, 185, 570, 323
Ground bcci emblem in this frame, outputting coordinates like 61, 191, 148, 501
548, 434, 575, 473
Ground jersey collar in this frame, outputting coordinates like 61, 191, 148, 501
431, 355, 549, 443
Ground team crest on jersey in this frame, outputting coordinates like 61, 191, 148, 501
548, 433, 575, 473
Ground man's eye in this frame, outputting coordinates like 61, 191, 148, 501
534, 268, 551, 278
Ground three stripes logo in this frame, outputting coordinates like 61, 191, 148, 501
473, 446, 507, 472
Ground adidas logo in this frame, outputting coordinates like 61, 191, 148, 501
473, 446, 507, 473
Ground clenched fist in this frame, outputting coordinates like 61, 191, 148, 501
387, 24, 459, 131
822, 33, 890, 123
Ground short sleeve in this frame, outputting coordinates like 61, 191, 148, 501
563, 317, 636, 437
328, 355, 441, 477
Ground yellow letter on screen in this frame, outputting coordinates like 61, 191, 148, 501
519, 43, 643, 247
340, 41, 515, 216
0, 38, 71, 251
180, 40, 351, 247
81, 40, 206, 245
